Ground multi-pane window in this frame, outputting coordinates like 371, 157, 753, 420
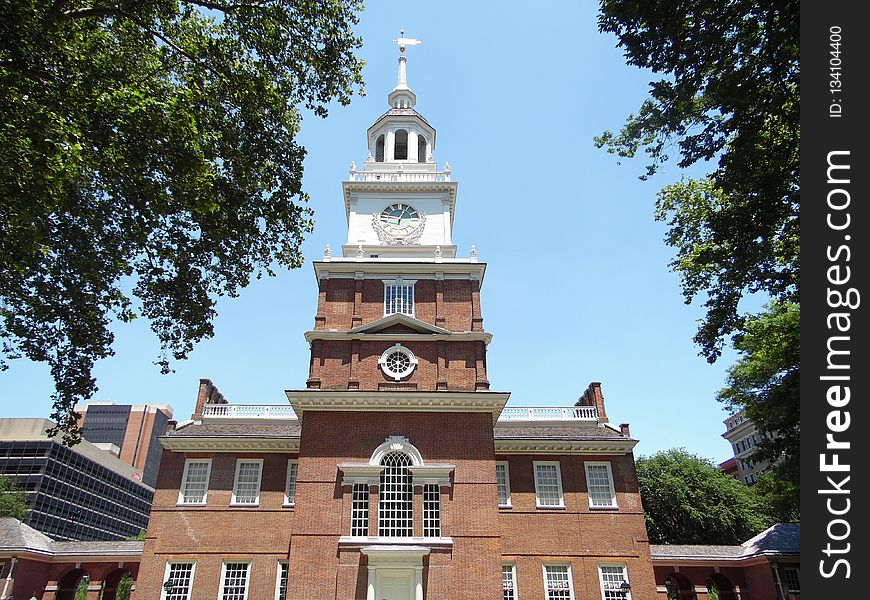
544, 565, 574, 600
502, 564, 518, 600
585, 462, 617, 508
220, 562, 250, 600
276, 562, 289, 600
534, 462, 564, 508
351, 483, 370, 536
423, 484, 441, 537
379, 451, 413, 536
599, 565, 629, 600
384, 281, 415, 316
178, 459, 211, 505
784, 567, 800, 593
163, 562, 195, 600
496, 462, 512, 507
232, 459, 263, 505
284, 460, 298, 506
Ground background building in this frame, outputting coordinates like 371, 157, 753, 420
0, 419, 154, 542
722, 411, 774, 485
76, 402, 174, 488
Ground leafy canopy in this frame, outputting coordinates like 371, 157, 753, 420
1, 0, 365, 444
636, 449, 772, 545
0, 475, 28, 519
595, 0, 799, 360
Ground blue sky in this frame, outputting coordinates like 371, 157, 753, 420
0, 1, 745, 462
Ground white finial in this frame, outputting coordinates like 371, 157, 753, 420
435, 245, 443, 262
470, 245, 477, 258
357, 244, 364, 258
324, 244, 332, 260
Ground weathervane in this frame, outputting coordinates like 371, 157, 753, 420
393, 28, 421, 53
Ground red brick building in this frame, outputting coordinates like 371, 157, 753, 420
134, 41, 656, 600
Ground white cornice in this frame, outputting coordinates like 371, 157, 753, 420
160, 436, 300, 453
313, 260, 485, 283
342, 180, 457, 226
304, 330, 493, 345
286, 390, 510, 421
494, 438, 638, 455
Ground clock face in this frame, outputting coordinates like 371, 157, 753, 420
379, 203, 420, 234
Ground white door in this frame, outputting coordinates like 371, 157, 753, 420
377, 570, 413, 600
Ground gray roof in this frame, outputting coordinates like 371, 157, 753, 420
0, 518, 143, 556
650, 523, 800, 561
493, 424, 628, 440
172, 422, 302, 437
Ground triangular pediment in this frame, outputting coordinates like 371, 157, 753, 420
347, 313, 451, 335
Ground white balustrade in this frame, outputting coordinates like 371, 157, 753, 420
348, 171, 451, 183
202, 404, 298, 420
498, 406, 598, 422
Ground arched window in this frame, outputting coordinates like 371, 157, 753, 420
379, 451, 413, 536
375, 135, 385, 162
417, 136, 426, 162
394, 129, 408, 160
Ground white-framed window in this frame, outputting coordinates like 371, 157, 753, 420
496, 461, 512, 507
384, 279, 415, 316
585, 462, 618, 508
543, 564, 575, 600
178, 459, 211, 505
784, 567, 800, 593
378, 344, 418, 381
423, 484, 441, 537
275, 561, 289, 600
232, 459, 263, 505
599, 564, 630, 600
502, 564, 518, 600
534, 461, 564, 508
161, 561, 196, 600
351, 483, 369, 536
219, 562, 251, 600
284, 459, 298, 506
379, 451, 413, 536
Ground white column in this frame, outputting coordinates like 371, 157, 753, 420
386, 130, 395, 162
408, 131, 418, 163
414, 566, 424, 600
0, 557, 17, 600
366, 566, 376, 600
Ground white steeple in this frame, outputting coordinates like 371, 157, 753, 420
339, 32, 459, 260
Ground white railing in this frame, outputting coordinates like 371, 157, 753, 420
202, 404, 298, 420
498, 406, 598, 422
348, 171, 451, 183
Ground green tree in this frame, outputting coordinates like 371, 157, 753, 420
116, 574, 134, 600
75, 575, 89, 600
1, 1, 365, 445
596, 0, 800, 501
636, 449, 772, 545
718, 300, 800, 520
0, 475, 28, 519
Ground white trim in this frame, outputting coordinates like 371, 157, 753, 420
502, 563, 519, 600
378, 344, 419, 381
231, 458, 263, 506
494, 439, 637, 454
162, 437, 299, 453
370, 435, 424, 466
383, 278, 417, 317
543, 564, 575, 600
284, 459, 298, 507
275, 561, 289, 600
161, 561, 196, 600
340, 536, 452, 548
218, 561, 251, 600
585, 461, 618, 509
534, 461, 565, 509
496, 461, 512, 508
177, 458, 212, 506
598, 563, 631, 600
286, 390, 510, 420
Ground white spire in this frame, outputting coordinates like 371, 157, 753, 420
389, 29, 421, 109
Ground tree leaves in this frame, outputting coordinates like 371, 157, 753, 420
1, 1, 364, 444
637, 449, 773, 545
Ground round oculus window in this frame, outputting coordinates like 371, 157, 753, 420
378, 344, 418, 380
